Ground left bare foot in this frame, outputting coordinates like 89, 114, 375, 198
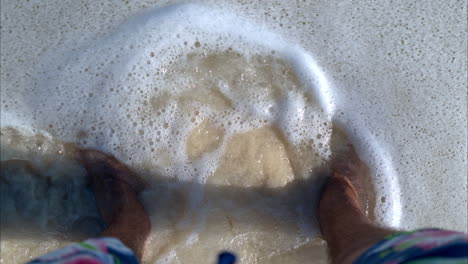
76, 148, 151, 261
77, 149, 146, 225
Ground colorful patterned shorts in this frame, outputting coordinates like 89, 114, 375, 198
28, 229, 467, 264
28, 238, 138, 264
355, 229, 468, 264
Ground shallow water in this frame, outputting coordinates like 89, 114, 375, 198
1, 1, 466, 263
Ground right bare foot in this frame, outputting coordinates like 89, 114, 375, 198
328, 126, 372, 215
320, 125, 374, 230
319, 127, 394, 263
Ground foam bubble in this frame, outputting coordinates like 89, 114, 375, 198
0, 3, 410, 264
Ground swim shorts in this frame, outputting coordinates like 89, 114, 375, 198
28, 238, 138, 264
28, 229, 467, 264
355, 228, 468, 264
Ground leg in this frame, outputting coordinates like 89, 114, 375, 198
78, 149, 151, 260
320, 134, 395, 264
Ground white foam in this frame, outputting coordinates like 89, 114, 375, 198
4, 2, 454, 263
3, 5, 334, 181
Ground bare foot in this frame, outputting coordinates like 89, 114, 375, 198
329, 126, 372, 214
77, 149, 150, 259
77, 149, 146, 224
319, 127, 394, 264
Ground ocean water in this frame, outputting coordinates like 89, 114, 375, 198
0, 1, 466, 263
